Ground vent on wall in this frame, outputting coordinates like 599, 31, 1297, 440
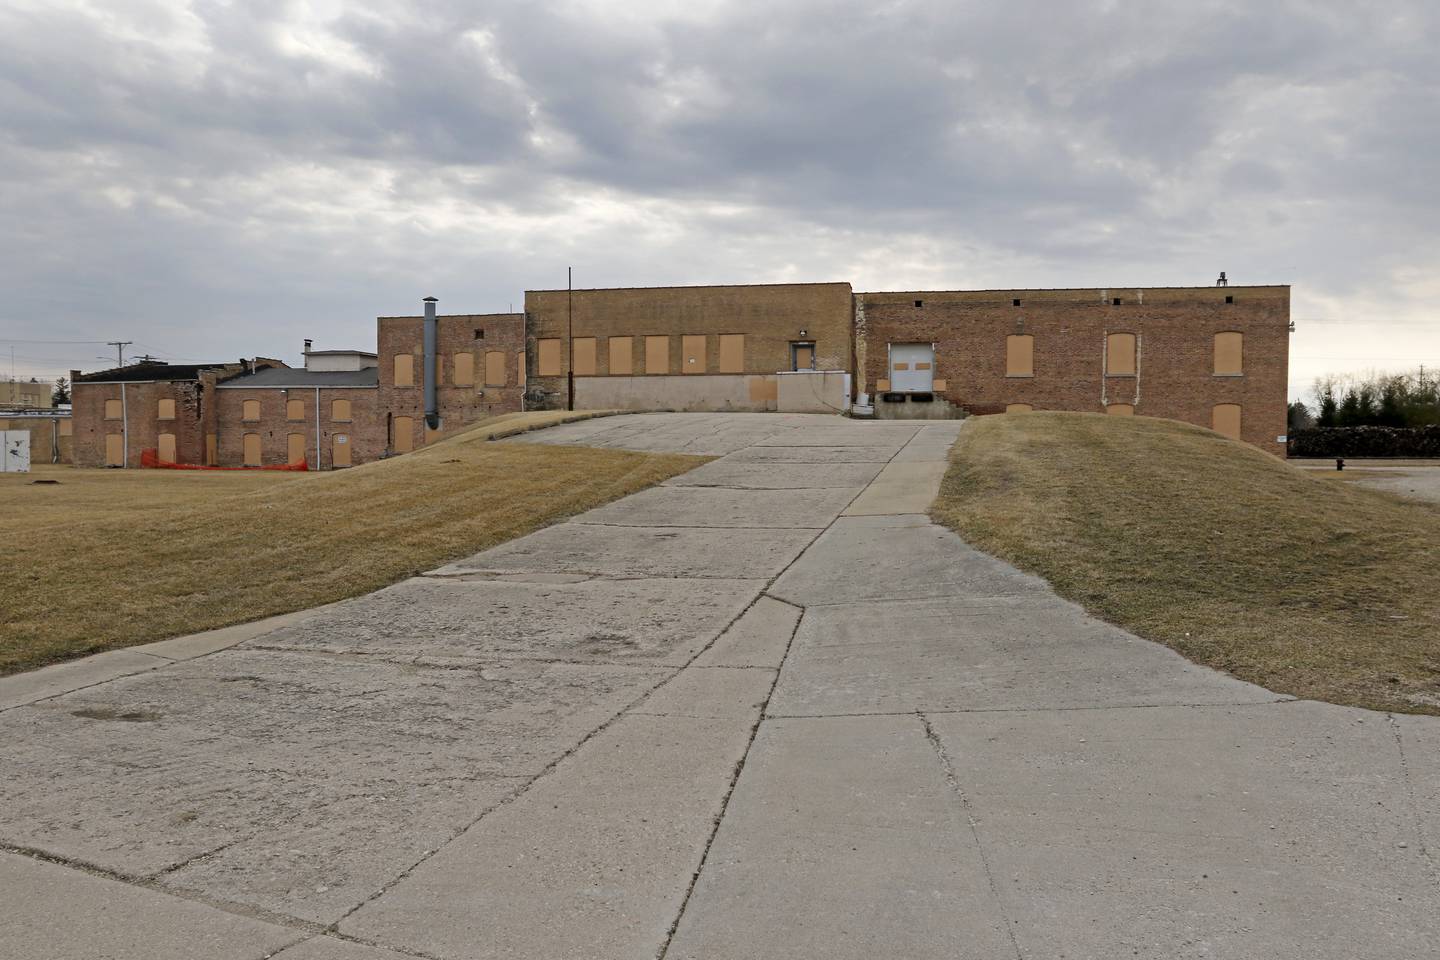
1112, 297, 1123, 305
1012, 298, 1021, 306
914, 300, 924, 308
1225, 295, 1234, 304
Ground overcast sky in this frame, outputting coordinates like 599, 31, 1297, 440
2, 0, 1437, 401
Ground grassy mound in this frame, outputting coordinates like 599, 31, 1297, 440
1, 412, 702, 675
932, 412, 1440, 715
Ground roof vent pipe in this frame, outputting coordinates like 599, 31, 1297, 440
423, 296, 439, 430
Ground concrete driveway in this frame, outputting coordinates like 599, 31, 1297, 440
3, 412, 1437, 959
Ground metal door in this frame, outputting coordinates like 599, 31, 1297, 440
889, 343, 934, 392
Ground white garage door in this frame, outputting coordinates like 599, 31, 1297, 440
889, 343, 934, 393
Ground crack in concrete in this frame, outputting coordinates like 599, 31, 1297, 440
1387, 713, 1440, 887
765, 697, 1297, 720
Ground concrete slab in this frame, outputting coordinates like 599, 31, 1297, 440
665, 458, 885, 489
722, 444, 897, 463
769, 514, 1053, 607
257, 575, 762, 666
1, 851, 299, 960
0, 648, 167, 711
928, 702, 1440, 959
344, 713, 757, 960
632, 663, 776, 719
130, 605, 335, 662
841, 460, 948, 515
272, 936, 421, 960
431, 522, 816, 580
693, 596, 802, 668
0, 648, 663, 923
573, 484, 859, 529
768, 594, 1280, 716
664, 715, 1014, 959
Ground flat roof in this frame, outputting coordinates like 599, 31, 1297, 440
304, 349, 376, 357
526, 281, 853, 294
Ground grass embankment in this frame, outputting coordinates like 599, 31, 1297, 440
1, 412, 703, 675
932, 412, 1440, 715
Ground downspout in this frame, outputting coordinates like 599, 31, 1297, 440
423, 296, 439, 431
120, 381, 129, 468
314, 385, 321, 470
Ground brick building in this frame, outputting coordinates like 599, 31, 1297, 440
212, 367, 382, 469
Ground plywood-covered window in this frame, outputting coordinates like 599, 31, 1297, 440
1006, 335, 1034, 377
645, 335, 670, 374
609, 337, 634, 375
205, 434, 217, 466
59, 419, 72, 437
573, 337, 597, 376
157, 433, 176, 463
517, 351, 526, 389
485, 351, 507, 386
286, 398, 304, 421
104, 399, 122, 420
1212, 403, 1242, 440
332, 398, 351, 422
394, 415, 414, 453
718, 334, 744, 374
287, 433, 306, 465
453, 352, 475, 386
1107, 403, 1135, 416
1006, 403, 1034, 413
105, 433, 124, 465
332, 433, 351, 467
242, 399, 261, 421
243, 432, 262, 466
1214, 332, 1244, 376
157, 398, 176, 420
537, 338, 562, 376
394, 354, 414, 387
1107, 333, 1137, 376
681, 335, 706, 374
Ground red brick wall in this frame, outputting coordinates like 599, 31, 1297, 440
376, 313, 525, 451
857, 286, 1290, 455
212, 387, 383, 468
70, 379, 209, 467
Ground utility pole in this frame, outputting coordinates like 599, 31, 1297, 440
567, 267, 574, 411
107, 341, 132, 367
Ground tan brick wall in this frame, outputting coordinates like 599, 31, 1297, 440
857, 286, 1290, 454
523, 283, 853, 409
377, 313, 525, 450
0, 415, 71, 464
213, 386, 383, 469
71, 379, 210, 468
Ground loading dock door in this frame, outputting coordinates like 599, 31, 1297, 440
890, 343, 934, 393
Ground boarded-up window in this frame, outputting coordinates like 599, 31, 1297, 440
394, 415, 414, 453
287, 433, 306, 465
333, 433, 351, 467
1214, 332, 1244, 375
105, 433, 124, 465
645, 336, 669, 374
59, 419, 73, 437
537, 338, 562, 376
1107, 333, 1137, 376
286, 398, 304, 421
517, 351, 526, 389
157, 398, 175, 420
485, 351, 507, 386
682, 335, 706, 374
719, 334, 744, 374
243, 433, 262, 466
454, 352, 475, 386
104, 399, 122, 420
1213, 403, 1242, 440
609, 337, 634, 375
394, 354, 414, 387
793, 344, 815, 371
242, 399, 261, 421
332, 398, 352, 421
157, 433, 177, 463
1107, 403, 1135, 416
205, 434, 217, 466
1006, 335, 1034, 377
573, 337, 597, 376
1006, 403, 1034, 413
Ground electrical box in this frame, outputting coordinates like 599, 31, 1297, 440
2, 431, 31, 472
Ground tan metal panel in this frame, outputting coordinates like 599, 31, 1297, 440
454, 352, 475, 386
718, 334, 744, 374
1107, 404, 1135, 416
394, 354, 414, 387
537, 338, 562, 376
157, 398, 175, 420
242, 433, 262, 466
394, 416, 414, 453
285, 398, 304, 421
1106, 333, 1136, 376
287, 433, 306, 465
332, 433, 352, 467
1212, 403, 1242, 440
485, 351, 507, 386
681, 335, 706, 374
1005, 335, 1033, 377
746, 376, 779, 402
1214, 332, 1244, 375
609, 336, 634, 375
104, 433, 123, 466
1006, 403, 1034, 413
645, 335, 670, 374
157, 433, 176, 463
574, 337, 597, 376
332, 398, 351, 422
104, 399, 121, 420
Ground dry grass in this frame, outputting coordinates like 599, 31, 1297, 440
932, 412, 1440, 715
1, 412, 704, 675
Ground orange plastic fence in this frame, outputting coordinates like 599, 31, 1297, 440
140, 449, 308, 471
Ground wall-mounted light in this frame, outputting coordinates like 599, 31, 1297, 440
798, 329, 808, 337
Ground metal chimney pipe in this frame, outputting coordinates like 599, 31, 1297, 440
423, 297, 439, 430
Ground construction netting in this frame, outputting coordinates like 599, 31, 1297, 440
140, 449, 309, 471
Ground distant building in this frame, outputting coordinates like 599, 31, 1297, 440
0, 378, 53, 409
